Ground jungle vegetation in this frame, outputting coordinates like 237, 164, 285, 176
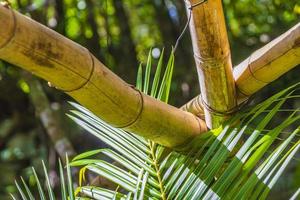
0, 0, 299, 199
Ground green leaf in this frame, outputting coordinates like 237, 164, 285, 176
143, 49, 152, 94
73, 149, 104, 161
133, 169, 144, 200
59, 159, 67, 200
157, 51, 174, 103
20, 177, 34, 200
42, 160, 56, 200
136, 63, 143, 91
79, 186, 128, 200
15, 180, 28, 200
67, 52, 300, 200
32, 167, 46, 200
66, 155, 75, 200
150, 48, 164, 97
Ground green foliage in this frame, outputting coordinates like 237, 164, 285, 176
14, 51, 300, 199
13, 156, 75, 200
68, 52, 299, 199
2, 1, 299, 199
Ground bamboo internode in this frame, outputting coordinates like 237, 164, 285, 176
182, 22, 300, 116
185, 0, 237, 128
234, 22, 300, 99
0, 5, 207, 148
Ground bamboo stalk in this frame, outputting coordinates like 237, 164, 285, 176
0, 5, 207, 148
185, 0, 237, 128
182, 22, 300, 115
234, 22, 300, 100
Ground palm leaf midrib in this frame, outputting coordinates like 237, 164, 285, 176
148, 141, 167, 200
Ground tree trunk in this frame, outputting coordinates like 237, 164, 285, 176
152, 0, 178, 48
0, 5, 207, 148
112, 0, 138, 82
152, 0, 196, 105
54, 0, 65, 35
23, 73, 76, 161
185, 0, 237, 128
85, 0, 104, 62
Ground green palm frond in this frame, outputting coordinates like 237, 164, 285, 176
14, 50, 300, 199
290, 187, 300, 200
13, 155, 75, 200
68, 50, 300, 200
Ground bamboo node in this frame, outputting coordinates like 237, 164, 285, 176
200, 95, 238, 116
247, 54, 270, 84
236, 86, 250, 98
115, 85, 144, 129
193, 96, 205, 119
63, 51, 95, 92
195, 114, 207, 132
193, 52, 230, 69
184, 0, 208, 10
0, 6, 16, 49
181, 96, 205, 119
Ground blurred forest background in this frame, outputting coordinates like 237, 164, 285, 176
0, 0, 299, 199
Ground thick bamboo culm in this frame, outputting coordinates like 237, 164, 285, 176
0, 5, 207, 148
185, 0, 237, 128
234, 22, 300, 99
182, 22, 300, 116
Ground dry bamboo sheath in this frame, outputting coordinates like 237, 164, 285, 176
182, 22, 300, 116
0, 5, 207, 148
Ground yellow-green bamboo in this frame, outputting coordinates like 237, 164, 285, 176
182, 22, 300, 115
234, 22, 300, 101
0, 5, 207, 148
185, 0, 237, 128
